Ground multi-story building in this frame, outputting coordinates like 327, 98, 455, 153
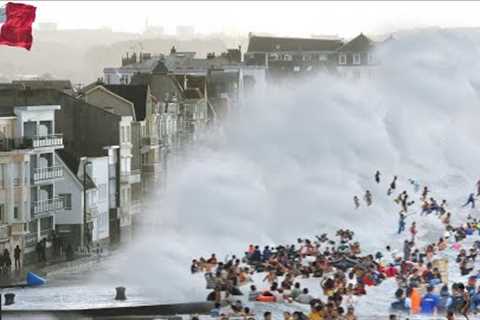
244, 33, 344, 80
0, 87, 132, 245
0, 104, 65, 264
102, 84, 161, 194
104, 48, 266, 111
55, 155, 110, 249
80, 85, 141, 241
336, 33, 379, 79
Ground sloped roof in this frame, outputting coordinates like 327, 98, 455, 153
130, 73, 184, 102
12, 80, 73, 91
0, 105, 15, 117
0, 87, 122, 119
337, 33, 374, 52
84, 85, 136, 119
152, 61, 169, 74
104, 84, 148, 121
56, 150, 96, 190
247, 35, 343, 52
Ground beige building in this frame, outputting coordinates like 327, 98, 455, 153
81, 86, 141, 241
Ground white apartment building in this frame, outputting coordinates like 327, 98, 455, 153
0, 105, 64, 264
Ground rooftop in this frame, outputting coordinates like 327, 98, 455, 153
247, 35, 343, 53
104, 84, 149, 121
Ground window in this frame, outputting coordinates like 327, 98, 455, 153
338, 54, 347, 65
318, 54, 328, 62
368, 53, 374, 64
59, 193, 72, 210
13, 206, 18, 219
120, 126, 125, 143
293, 66, 300, 72
0, 204, 4, 223
353, 53, 361, 65
126, 126, 131, 143
24, 162, 29, 184
98, 184, 107, 201
0, 164, 3, 188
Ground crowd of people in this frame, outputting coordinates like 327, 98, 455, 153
190, 171, 480, 320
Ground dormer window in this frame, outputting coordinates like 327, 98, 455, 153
338, 54, 347, 65
353, 54, 361, 65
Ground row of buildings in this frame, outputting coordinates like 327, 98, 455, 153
0, 32, 386, 265
103, 32, 387, 96
0, 70, 210, 264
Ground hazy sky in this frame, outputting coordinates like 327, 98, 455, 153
27, 1, 480, 38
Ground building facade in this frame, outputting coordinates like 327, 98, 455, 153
0, 104, 65, 264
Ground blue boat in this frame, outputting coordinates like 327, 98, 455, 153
26, 272, 46, 286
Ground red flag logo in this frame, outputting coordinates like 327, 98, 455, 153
0, 2, 36, 50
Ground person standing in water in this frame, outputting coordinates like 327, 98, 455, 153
364, 190, 372, 206
410, 222, 417, 242
463, 193, 476, 209
375, 171, 381, 184
353, 196, 360, 209
401, 192, 409, 213
388, 176, 397, 196
398, 213, 406, 234
422, 186, 429, 201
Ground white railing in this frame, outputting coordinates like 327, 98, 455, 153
25, 232, 36, 247
0, 225, 9, 241
40, 228, 52, 239
33, 166, 63, 183
131, 200, 142, 215
32, 197, 64, 215
32, 134, 63, 148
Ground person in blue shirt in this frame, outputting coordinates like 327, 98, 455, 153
421, 286, 440, 315
262, 246, 272, 262
398, 213, 406, 234
209, 302, 221, 317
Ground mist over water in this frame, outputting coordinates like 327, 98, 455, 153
96, 30, 480, 302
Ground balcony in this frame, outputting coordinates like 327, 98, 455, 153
142, 162, 161, 174
32, 134, 63, 149
10, 223, 26, 236
142, 136, 159, 146
40, 228, 53, 239
131, 200, 142, 215
32, 197, 64, 216
0, 225, 9, 242
25, 232, 37, 247
32, 166, 63, 184
86, 206, 99, 223
120, 170, 141, 184
0, 138, 33, 152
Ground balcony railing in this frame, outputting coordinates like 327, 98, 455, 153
32, 134, 63, 148
142, 136, 159, 146
32, 197, 64, 215
0, 138, 33, 152
86, 206, 98, 222
40, 228, 53, 239
0, 225, 9, 241
33, 166, 63, 183
25, 232, 37, 247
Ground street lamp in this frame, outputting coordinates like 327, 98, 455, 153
81, 160, 92, 252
